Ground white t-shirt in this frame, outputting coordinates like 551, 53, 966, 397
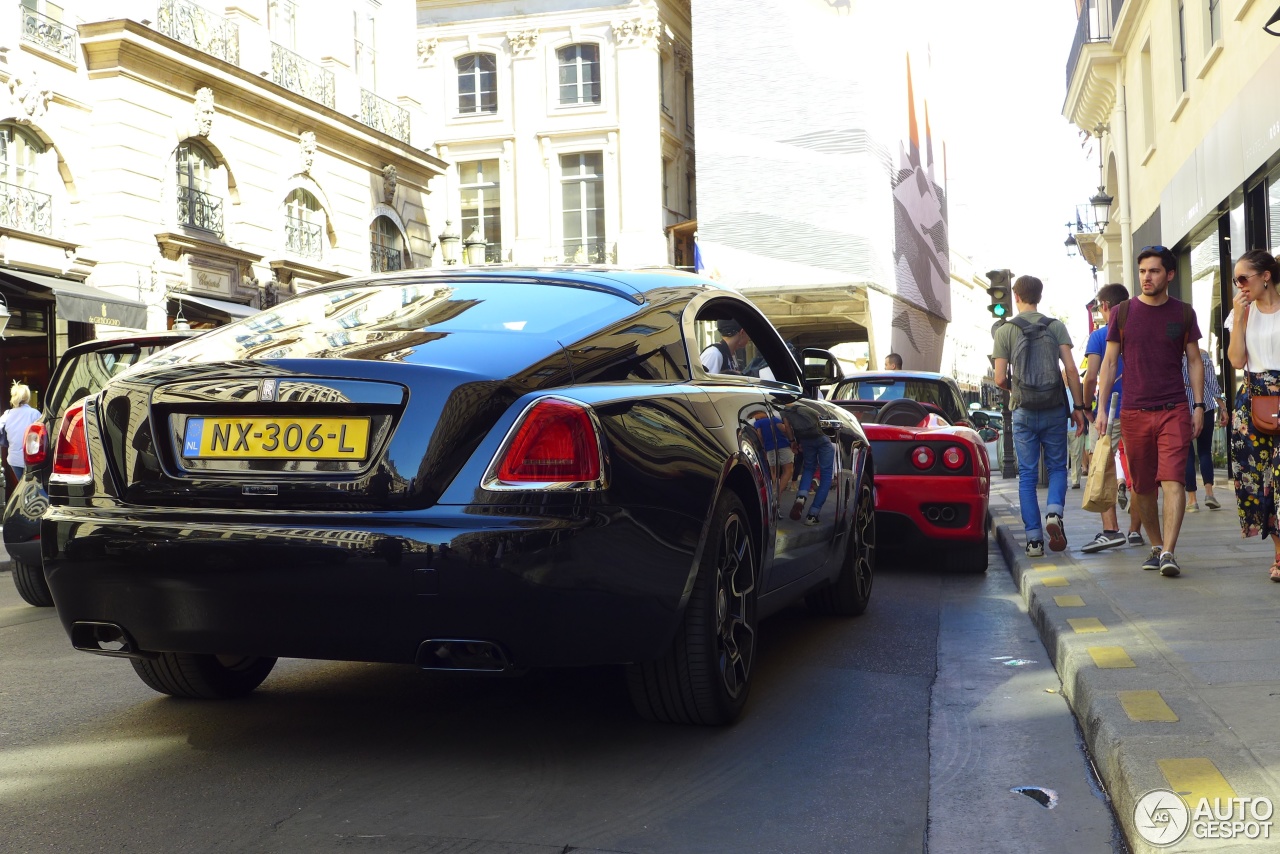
1227, 307, 1280, 371
0, 403, 40, 469
700, 343, 734, 374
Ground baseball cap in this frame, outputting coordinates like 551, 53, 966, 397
717, 319, 743, 336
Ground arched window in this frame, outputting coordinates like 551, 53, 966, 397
175, 141, 223, 236
370, 215, 403, 272
285, 188, 322, 260
557, 44, 600, 106
0, 124, 49, 235
457, 52, 497, 114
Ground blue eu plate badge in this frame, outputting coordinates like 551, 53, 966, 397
183, 418, 204, 457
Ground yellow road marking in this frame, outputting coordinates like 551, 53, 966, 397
1068, 617, 1107, 633
1159, 758, 1237, 805
1054, 595, 1085, 607
1042, 577, 1070, 587
1088, 646, 1135, 668
1033, 563, 1056, 571
1119, 690, 1179, 722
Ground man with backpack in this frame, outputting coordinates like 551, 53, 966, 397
1095, 245, 1204, 578
992, 275, 1089, 557
700, 319, 750, 375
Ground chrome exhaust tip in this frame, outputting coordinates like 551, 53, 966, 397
416, 639, 512, 672
70, 621, 150, 658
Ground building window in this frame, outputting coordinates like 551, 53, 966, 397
1140, 41, 1154, 149
354, 4, 376, 89
557, 44, 600, 106
460, 159, 501, 263
1208, 0, 1221, 45
285, 189, 322, 261
561, 152, 605, 262
457, 53, 497, 115
659, 52, 668, 113
175, 141, 223, 236
0, 124, 50, 235
370, 215, 403, 272
1176, 0, 1188, 94
685, 73, 694, 133
269, 0, 297, 50
662, 157, 671, 209
686, 169, 695, 218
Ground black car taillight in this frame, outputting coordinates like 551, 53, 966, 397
492, 398, 602, 486
23, 421, 46, 466
51, 402, 92, 483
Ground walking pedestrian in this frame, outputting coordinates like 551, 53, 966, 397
1226, 249, 1280, 581
0, 382, 40, 483
1182, 349, 1225, 511
1068, 404, 1086, 488
784, 403, 834, 526
992, 275, 1088, 556
1080, 283, 1144, 553
1095, 246, 1204, 578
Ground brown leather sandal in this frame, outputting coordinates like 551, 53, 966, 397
1269, 563, 1280, 583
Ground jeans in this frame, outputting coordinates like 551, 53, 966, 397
796, 436, 835, 515
10, 466, 22, 481
1011, 403, 1069, 540
1185, 410, 1214, 489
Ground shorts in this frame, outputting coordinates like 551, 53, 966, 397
766, 446, 794, 466
1119, 407, 1192, 494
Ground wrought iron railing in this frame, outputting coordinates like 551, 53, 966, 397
20, 7, 76, 62
177, 184, 224, 236
560, 242, 611, 264
0, 180, 51, 235
157, 0, 240, 65
271, 43, 335, 109
286, 217, 323, 260
359, 89, 410, 144
370, 244, 402, 272
1066, 0, 1119, 88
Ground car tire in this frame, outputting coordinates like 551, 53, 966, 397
131, 653, 277, 699
11, 557, 53, 607
626, 491, 757, 726
806, 471, 875, 616
946, 540, 989, 574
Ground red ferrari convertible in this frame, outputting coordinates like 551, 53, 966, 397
830, 372, 992, 572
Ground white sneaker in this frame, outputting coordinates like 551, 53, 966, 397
1026, 540, 1045, 557
1081, 530, 1126, 553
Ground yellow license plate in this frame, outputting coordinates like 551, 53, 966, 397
182, 416, 371, 460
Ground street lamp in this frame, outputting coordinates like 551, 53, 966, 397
463, 227, 487, 266
1089, 186, 1114, 232
438, 220, 460, 265
1065, 230, 1079, 258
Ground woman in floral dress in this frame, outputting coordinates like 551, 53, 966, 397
1227, 249, 1280, 581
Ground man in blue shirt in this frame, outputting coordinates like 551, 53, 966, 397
1080, 283, 1143, 553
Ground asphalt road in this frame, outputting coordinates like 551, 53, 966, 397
0, 545, 1121, 854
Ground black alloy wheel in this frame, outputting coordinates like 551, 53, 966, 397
627, 491, 758, 725
807, 470, 875, 616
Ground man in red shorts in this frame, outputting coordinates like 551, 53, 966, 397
1096, 245, 1204, 577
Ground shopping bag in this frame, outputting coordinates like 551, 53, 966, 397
1081, 431, 1116, 512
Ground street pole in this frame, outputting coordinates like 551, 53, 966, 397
1001, 386, 1017, 479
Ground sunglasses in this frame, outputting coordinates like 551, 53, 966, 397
1140, 245, 1169, 253
1236, 272, 1260, 286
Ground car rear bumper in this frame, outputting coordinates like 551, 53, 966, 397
873, 474, 988, 543
41, 504, 700, 668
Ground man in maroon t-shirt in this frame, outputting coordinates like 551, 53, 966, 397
1096, 245, 1204, 578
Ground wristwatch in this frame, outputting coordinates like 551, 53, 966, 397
1073, 404, 1088, 411
1193, 402, 1206, 409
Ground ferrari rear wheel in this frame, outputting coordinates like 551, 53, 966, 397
626, 491, 757, 726
11, 557, 53, 607
806, 471, 875, 616
131, 652, 277, 699
946, 540, 989, 574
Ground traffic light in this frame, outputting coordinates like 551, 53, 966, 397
986, 269, 1013, 321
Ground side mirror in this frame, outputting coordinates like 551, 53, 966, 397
799, 348, 843, 390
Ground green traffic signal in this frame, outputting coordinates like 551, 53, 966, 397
992, 302, 1008, 318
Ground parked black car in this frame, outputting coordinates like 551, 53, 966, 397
41, 268, 875, 725
5, 333, 194, 606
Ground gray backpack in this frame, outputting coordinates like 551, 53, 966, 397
783, 405, 824, 440
1008, 317, 1065, 411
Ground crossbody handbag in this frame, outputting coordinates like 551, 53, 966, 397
1249, 372, 1280, 436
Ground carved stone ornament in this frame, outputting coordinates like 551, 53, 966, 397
382, 165, 397, 204
507, 29, 539, 57
612, 17, 661, 46
416, 38, 438, 65
194, 87, 215, 138
299, 131, 316, 175
9, 69, 51, 122
674, 43, 691, 74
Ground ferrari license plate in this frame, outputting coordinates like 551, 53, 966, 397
182, 416, 371, 460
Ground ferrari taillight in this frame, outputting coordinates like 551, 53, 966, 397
23, 422, 46, 466
494, 398, 601, 485
941, 446, 966, 470
909, 446, 935, 470
51, 402, 92, 482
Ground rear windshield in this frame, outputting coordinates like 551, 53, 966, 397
48, 345, 171, 418
834, 379, 953, 411
152, 280, 640, 363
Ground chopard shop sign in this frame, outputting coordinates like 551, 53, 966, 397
188, 266, 233, 296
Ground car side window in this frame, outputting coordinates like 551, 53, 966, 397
46, 346, 161, 418
563, 306, 688, 383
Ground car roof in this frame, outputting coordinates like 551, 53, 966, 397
59, 331, 199, 360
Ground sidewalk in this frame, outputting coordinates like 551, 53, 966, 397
990, 472, 1280, 853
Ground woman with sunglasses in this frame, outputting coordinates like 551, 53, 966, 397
1227, 249, 1280, 581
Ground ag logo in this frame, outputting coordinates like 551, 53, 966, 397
1134, 789, 1190, 846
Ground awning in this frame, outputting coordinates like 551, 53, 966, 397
0, 268, 147, 329
169, 293, 258, 324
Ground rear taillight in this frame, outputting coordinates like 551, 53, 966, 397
50, 402, 92, 482
23, 422, 46, 466
492, 398, 602, 486
941, 446, 966, 470
909, 446, 935, 470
